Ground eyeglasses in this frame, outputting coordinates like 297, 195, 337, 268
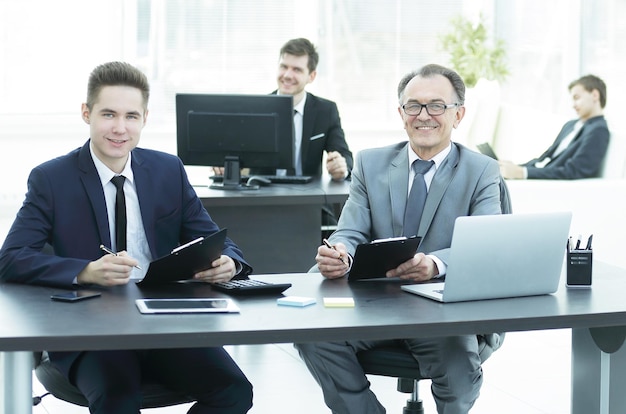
401, 102, 460, 116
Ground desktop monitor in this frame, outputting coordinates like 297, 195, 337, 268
176, 93, 294, 190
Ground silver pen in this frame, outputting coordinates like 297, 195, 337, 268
322, 238, 348, 266
99, 244, 142, 269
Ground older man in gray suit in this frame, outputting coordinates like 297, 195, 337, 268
294, 64, 504, 414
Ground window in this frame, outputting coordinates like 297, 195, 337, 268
1, 0, 624, 224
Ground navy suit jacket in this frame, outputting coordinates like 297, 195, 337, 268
523, 115, 610, 179
259, 91, 353, 177
0, 140, 251, 288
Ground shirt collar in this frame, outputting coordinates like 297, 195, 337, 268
407, 142, 452, 172
89, 141, 134, 186
292, 92, 307, 116
277, 90, 307, 115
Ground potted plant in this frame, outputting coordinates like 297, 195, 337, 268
439, 13, 509, 88
439, 13, 509, 147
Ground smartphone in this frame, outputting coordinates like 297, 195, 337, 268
50, 290, 102, 302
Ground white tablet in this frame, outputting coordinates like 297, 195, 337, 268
135, 298, 240, 314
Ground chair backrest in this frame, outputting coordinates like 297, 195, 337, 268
598, 130, 626, 178
33, 352, 193, 408
500, 177, 512, 214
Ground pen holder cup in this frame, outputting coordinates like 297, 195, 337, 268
566, 250, 592, 287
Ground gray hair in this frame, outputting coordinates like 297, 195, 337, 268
397, 64, 465, 105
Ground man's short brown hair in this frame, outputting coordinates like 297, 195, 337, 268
279, 38, 319, 73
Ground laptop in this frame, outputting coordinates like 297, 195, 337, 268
401, 212, 572, 302
476, 142, 499, 160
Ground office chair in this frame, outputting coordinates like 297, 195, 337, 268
357, 333, 504, 414
32, 351, 194, 409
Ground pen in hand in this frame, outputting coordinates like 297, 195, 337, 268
322, 238, 348, 266
99, 244, 142, 269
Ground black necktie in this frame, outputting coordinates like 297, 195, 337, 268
403, 159, 434, 237
110, 175, 127, 252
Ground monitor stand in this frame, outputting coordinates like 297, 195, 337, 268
209, 156, 259, 191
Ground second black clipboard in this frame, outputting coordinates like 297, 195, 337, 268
347, 236, 421, 281
137, 228, 227, 287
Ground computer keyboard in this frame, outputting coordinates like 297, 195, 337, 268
260, 175, 313, 184
212, 279, 292, 295
210, 175, 313, 184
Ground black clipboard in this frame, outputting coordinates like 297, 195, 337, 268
348, 236, 421, 281
137, 228, 227, 287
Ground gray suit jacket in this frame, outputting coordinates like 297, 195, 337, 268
329, 142, 503, 267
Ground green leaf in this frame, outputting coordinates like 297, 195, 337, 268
438, 13, 509, 88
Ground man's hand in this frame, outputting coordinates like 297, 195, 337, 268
498, 160, 525, 179
385, 253, 438, 282
316, 241, 349, 279
193, 255, 236, 283
326, 151, 348, 181
77, 252, 138, 286
211, 167, 250, 177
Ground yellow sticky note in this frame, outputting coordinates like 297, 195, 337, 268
323, 297, 355, 308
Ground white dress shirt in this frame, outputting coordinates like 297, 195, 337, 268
90, 143, 151, 279
406, 143, 452, 277
276, 92, 306, 176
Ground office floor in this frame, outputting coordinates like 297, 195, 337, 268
31, 329, 571, 414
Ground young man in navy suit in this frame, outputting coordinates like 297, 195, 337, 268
0, 61, 253, 414
499, 74, 610, 179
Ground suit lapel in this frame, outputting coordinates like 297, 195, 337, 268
389, 146, 410, 236
546, 121, 577, 160
131, 152, 157, 258
550, 123, 585, 162
300, 93, 316, 164
77, 142, 111, 245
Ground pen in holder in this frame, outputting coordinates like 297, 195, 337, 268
566, 235, 592, 288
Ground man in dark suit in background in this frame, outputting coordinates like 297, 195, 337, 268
0, 61, 253, 414
499, 74, 609, 179
270, 37, 353, 180
211, 38, 353, 229
263, 38, 353, 230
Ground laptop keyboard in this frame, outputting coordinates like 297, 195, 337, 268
258, 175, 313, 184
210, 175, 313, 184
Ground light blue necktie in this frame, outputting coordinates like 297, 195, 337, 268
403, 159, 434, 237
